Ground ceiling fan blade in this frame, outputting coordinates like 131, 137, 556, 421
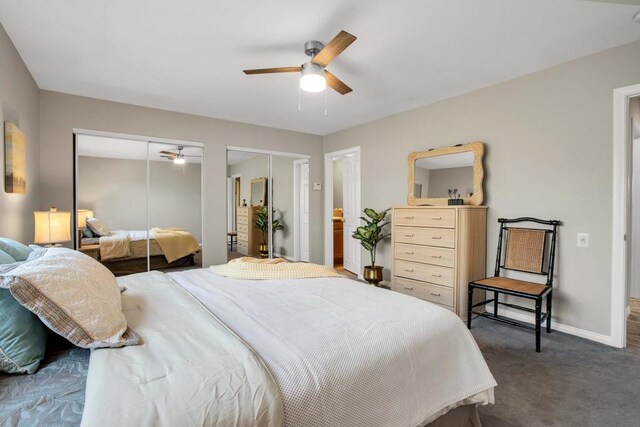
325, 70, 352, 95
312, 31, 357, 68
159, 150, 177, 155
183, 155, 202, 158
243, 66, 302, 75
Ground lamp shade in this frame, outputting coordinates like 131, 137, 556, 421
34, 207, 71, 244
77, 209, 94, 229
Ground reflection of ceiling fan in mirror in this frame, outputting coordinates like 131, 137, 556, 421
243, 30, 357, 95
160, 146, 202, 164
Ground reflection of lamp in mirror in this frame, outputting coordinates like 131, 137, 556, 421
77, 209, 94, 248
34, 207, 71, 247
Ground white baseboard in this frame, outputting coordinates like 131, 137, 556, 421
485, 305, 614, 347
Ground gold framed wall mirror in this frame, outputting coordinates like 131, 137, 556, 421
407, 141, 485, 206
250, 177, 267, 206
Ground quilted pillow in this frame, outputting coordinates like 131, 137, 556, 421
86, 218, 110, 237
0, 238, 33, 261
0, 248, 140, 349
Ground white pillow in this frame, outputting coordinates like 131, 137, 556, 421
0, 248, 140, 349
86, 217, 110, 236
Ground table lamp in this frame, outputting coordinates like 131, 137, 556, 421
77, 209, 94, 248
34, 207, 71, 247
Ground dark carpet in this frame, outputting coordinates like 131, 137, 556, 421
471, 317, 640, 427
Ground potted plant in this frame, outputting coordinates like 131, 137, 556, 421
352, 208, 391, 286
255, 207, 284, 258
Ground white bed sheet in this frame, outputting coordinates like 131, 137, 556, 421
168, 269, 496, 427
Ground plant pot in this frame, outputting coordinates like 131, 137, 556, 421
259, 243, 269, 259
363, 265, 383, 286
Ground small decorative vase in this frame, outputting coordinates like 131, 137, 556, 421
363, 265, 383, 286
259, 243, 269, 259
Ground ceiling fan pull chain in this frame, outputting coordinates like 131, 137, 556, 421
324, 88, 328, 117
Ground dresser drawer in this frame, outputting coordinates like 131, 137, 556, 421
394, 208, 455, 228
237, 231, 248, 243
394, 226, 455, 248
393, 277, 454, 307
394, 243, 455, 268
237, 241, 248, 255
394, 259, 455, 288
237, 207, 248, 217
237, 216, 248, 225
237, 223, 248, 233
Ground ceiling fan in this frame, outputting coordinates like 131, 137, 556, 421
160, 146, 201, 165
243, 30, 357, 95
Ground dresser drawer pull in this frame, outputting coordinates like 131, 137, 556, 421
404, 251, 414, 255
430, 292, 441, 297
404, 216, 414, 219
405, 234, 414, 238
432, 217, 442, 220
403, 286, 414, 291
431, 236, 442, 240
405, 269, 414, 273
432, 274, 442, 278
431, 255, 442, 259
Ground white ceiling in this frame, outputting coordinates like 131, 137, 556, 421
77, 134, 203, 163
2, 0, 640, 136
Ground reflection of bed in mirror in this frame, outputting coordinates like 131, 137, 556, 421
81, 227, 200, 276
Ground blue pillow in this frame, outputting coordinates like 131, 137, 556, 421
0, 248, 16, 265
0, 289, 47, 374
0, 238, 33, 262
82, 226, 95, 238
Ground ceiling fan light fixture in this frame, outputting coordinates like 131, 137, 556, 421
174, 157, 185, 165
300, 62, 326, 93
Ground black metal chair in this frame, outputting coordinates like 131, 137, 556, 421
467, 217, 561, 352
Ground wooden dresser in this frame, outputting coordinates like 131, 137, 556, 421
391, 206, 487, 319
236, 206, 261, 256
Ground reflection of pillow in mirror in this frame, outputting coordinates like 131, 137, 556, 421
82, 226, 95, 238
0, 238, 33, 262
86, 218, 110, 236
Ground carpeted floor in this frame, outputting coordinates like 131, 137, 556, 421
471, 317, 640, 426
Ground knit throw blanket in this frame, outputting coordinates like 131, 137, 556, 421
211, 257, 344, 280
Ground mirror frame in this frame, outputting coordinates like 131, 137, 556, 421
250, 177, 267, 207
407, 141, 485, 206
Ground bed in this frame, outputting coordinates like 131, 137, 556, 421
1, 263, 496, 427
81, 229, 200, 275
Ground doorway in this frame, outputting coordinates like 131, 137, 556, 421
612, 84, 640, 348
324, 147, 361, 279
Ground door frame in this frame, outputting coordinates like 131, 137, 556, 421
293, 159, 310, 262
611, 83, 640, 348
227, 174, 241, 233
324, 147, 361, 277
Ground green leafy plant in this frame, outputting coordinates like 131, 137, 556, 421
255, 206, 284, 244
352, 208, 391, 267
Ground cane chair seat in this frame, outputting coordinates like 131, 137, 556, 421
473, 277, 548, 296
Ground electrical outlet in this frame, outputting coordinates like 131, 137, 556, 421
577, 233, 589, 248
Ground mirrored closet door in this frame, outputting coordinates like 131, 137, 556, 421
75, 133, 204, 276
226, 148, 310, 262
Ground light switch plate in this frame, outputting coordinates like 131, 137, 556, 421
313, 182, 322, 191
577, 233, 589, 248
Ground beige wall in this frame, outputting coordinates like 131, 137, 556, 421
323, 40, 640, 336
228, 154, 269, 205
427, 166, 474, 199
0, 23, 41, 244
39, 91, 324, 266
78, 156, 202, 241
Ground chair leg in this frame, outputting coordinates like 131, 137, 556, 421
535, 299, 542, 352
467, 286, 473, 329
494, 291, 499, 317
546, 291, 552, 333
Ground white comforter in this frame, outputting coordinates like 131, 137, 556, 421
169, 269, 496, 427
83, 269, 496, 427
81, 271, 284, 427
